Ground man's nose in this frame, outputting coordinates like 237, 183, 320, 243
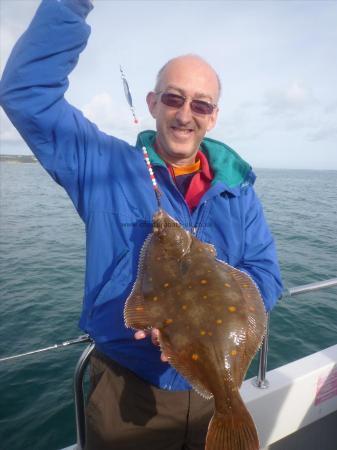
175, 100, 193, 124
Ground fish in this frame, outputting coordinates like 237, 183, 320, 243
124, 209, 267, 450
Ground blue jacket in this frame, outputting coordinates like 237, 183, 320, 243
0, 0, 283, 390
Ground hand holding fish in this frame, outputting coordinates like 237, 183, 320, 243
134, 328, 169, 362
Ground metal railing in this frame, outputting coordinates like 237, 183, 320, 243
253, 313, 270, 389
252, 277, 337, 389
74, 341, 95, 450
73, 277, 337, 449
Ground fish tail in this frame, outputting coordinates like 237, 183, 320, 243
206, 398, 259, 450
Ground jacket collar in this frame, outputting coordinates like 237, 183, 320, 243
136, 130, 255, 196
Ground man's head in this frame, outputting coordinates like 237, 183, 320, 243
146, 55, 220, 166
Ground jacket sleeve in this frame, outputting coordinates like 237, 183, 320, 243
237, 187, 283, 311
0, 0, 100, 221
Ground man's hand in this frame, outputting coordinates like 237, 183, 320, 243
134, 329, 169, 362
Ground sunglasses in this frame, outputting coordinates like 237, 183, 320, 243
156, 91, 217, 115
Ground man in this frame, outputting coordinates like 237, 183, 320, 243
0, 1, 283, 449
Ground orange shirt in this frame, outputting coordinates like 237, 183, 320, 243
167, 151, 213, 211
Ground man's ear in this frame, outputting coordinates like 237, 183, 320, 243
206, 106, 219, 132
146, 91, 157, 118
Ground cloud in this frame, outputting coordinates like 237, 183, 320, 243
82, 92, 155, 142
307, 122, 337, 142
263, 81, 317, 115
258, 81, 337, 144
212, 81, 322, 146
211, 105, 263, 144
0, 91, 155, 149
324, 100, 337, 115
83, 92, 123, 127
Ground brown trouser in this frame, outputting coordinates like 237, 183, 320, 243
85, 350, 214, 450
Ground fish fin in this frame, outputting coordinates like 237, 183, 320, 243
124, 233, 154, 330
206, 395, 259, 450
124, 282, 150, 330
230, 267, 267, 361
218, 260, 267, 356
218, 259, 264, 306
158, 334, 213, 399
230, 267, 264, 307
192, 383, 214, 400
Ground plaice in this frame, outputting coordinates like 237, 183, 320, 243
124, 208, 267, 450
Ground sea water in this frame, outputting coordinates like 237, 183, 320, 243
0, 161, 336, 450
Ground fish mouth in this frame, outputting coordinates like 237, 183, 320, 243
153, 209, 180, 233
152, 209, 192, 256
152, 209, 165, 229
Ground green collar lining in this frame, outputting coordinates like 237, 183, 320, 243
136, 130, 252, 189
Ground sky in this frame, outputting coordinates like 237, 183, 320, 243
0, 0, 337, 170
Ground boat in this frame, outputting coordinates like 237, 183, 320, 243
61, 277, 337, 450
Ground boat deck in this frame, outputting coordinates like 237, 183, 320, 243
63, 411, 337, 450
266, 409, 337, 450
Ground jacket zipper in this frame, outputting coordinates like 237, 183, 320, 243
154, 164, 210, 237
192, 199, 209, 238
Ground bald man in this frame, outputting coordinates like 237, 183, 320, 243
0, 1, 283, 449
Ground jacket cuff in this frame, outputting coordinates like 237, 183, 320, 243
60, 0, 93, 18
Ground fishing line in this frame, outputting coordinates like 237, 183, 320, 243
0, 334, 92, 363
120, 65, 161, 207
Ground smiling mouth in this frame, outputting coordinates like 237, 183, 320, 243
171, 126, 194, 138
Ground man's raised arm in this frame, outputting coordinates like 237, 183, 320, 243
0, 0, 99, 218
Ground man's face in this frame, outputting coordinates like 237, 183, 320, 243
146, 57, 219, 166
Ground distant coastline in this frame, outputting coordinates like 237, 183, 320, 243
0, 154, 37, 163
0, 154, 336, 171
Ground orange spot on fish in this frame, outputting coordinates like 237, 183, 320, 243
242, 284, 249, 288
202, 295, 208, 300
208, 331, 213, 336
156, 257, 161, 261
165, 319, 173, 325
249, 306, 255, 312
135, 307, 144, 311
231, 350, 238, 356
200, 279, 208, 285
228, 306, 236, 313
192, 353, 199, 361
163, 282, 170, 288
200, 330, 206, 336
181, 305, 187, 310
188, 285, 192, 289
152, 296, 158, 301
216, 319, 222, 325
224, 283, 231, 288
